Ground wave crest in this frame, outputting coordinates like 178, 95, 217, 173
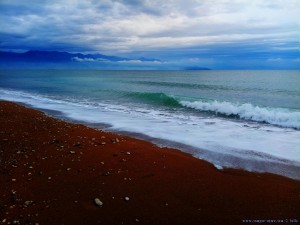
127, 92, 180, 107
180, 100, 300, 129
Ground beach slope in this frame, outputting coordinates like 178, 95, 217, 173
0, 101, 299, 225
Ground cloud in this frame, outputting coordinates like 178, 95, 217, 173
72, 57, 110, 62
72, 57, 162, 65
0, 0, 299, 68
267, 57, 282, 61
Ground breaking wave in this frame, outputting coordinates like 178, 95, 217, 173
180, 100, 300, 129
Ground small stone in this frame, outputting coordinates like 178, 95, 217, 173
102, 171, 110, 176
100, 162, 105, 165
111, 138, 120, 143
94, 198, 103, 206
101, 142, 106, 145
92, 138, 96, 141
70, 151, 76, 154
120, 159, 127, 163
67, 168, 71, 171
24, 201, 33, 206
124, 197, 130, 201
126, 152, 131, 155
48, 177, 51, 180
101, 136, 105, 139
11, 179, 16, 182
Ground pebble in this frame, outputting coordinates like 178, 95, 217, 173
103, 171, 110, 176
11, 179, 16, 182
124, 197, 130, 201
111, 138, 120, 143
94, 198, 103, 206
126, 152, 131, 155
24, 201, 33, 206
70, 151, 76, 154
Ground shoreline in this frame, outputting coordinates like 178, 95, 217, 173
15, 100, 300, 180
0, 100, 299, 225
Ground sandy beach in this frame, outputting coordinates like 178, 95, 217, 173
0, 100, 299, 225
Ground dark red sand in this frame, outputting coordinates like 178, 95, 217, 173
0, 101, 299, 225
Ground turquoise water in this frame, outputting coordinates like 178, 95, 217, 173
1, 69, 300, 179
1, 70, 300, 110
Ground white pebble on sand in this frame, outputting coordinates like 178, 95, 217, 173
94, 198, 103, 206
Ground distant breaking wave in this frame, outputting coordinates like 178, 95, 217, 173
180, 100, 300, 129
125, 92, 181, 107
124, 91, 300, 129
1, 88, 300, 129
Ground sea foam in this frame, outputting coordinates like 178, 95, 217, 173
180, 100, 300, 129
1, 88, 300, 179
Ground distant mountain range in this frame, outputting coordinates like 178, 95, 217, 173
0, 50, 159, 63
0, 50, 210, 70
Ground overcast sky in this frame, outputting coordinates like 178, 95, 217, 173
0, 0, 299, 69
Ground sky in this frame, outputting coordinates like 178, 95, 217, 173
0, 0, 299, 69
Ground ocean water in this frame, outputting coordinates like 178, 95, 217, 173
1, 69, 300, 179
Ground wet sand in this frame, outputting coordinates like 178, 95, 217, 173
0, 101, 299, 225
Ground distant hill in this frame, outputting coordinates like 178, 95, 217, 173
0, 50, 210, 70
0, 50, 159, 63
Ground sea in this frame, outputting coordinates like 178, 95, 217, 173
1, 69, 300, 179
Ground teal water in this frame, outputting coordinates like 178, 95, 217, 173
1, 70, 300, 111
1, 69, 300, 179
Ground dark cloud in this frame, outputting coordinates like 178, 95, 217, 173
0, 0, 299, 69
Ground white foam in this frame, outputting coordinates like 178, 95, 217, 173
1, 88, 300, 179
180, 100, 300, 129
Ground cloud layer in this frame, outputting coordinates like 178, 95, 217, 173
0, 0, 299, 69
